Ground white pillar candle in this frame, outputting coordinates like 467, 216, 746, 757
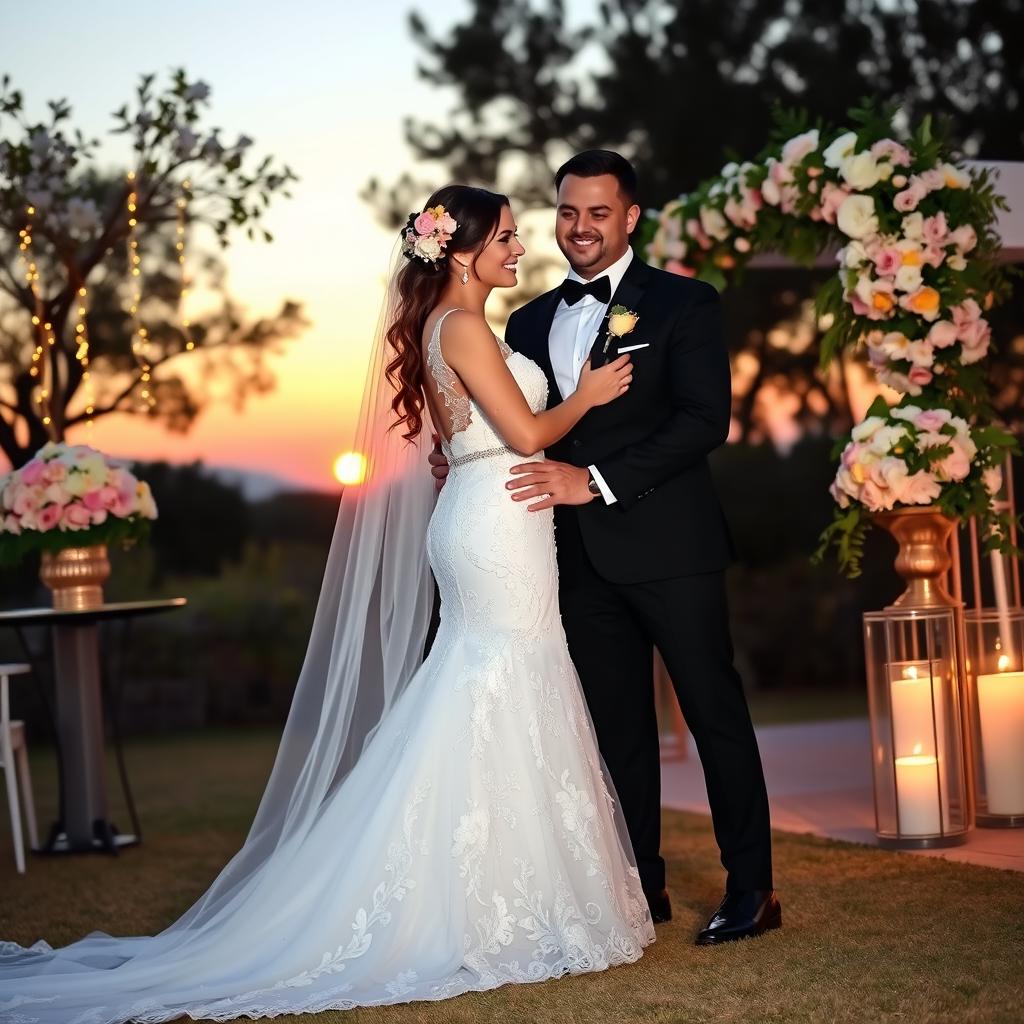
976, 666, 1024, 815
890, 661, 944, 760
894, 754, 944, 836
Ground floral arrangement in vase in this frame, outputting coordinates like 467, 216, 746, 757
0, 442, 157, 565
639, 102, 1019, 575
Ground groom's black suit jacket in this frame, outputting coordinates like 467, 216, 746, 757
505, 255, 736, 585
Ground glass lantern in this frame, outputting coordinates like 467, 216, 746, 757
964, 608, 1024, 827
863, 606, 970, 847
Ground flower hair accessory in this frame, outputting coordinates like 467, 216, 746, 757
402, 205, 458, 265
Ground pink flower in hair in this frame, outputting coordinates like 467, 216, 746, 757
413, 212, 437, 236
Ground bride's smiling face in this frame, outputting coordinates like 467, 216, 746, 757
555, 173, 641, 279
454, 204, 525, 289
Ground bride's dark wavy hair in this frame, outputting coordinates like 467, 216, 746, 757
385, 184, 509, 441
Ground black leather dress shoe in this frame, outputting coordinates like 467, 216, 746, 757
645, 888, 672, 923
695, 889, 781, 946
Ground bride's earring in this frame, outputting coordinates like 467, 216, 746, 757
460, 265, 469, 285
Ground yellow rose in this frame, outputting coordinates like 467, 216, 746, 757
851, 462, 866, 484
608, 308, 639, 337
907, 286, 940, 316
900, 248, 923, 267
872, 292, 895, 313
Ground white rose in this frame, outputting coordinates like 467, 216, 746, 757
982, 466, 1003, 496
842, 240, 868, 268
947, 252, 967, 271
891, 405, 923, 423
699, 206, 730, 242
823, 131, 858, 169
136, 481, 158, 520
894, 264, 923, 293
852, 415, 887, 442
836, 194, 879, 240
901, 212, 925, 241
415, 236, 441, 261
840, 151, 883, 190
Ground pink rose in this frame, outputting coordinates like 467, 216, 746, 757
873, 247, 902, 276
820, 182, 850, 225
37, 504, 62, 531
949, 224, 977, 252
13, 485, 44, 517
439, 213, 457, 235
919, 168, 945, 191
870, 139, 912, 166
43, 482, 70, 507
914, 408, 952, 432
781, 130, 819, 165
908, 366, 933, 387
900, 470, 942, 505
938, 441, 971, 481
62, 503, 92, 531
922, 212, 948, 245
20, 460, 45, 486
82, 488, 107, 512
3, 513, 21, 535
922, 244, 945, 268
42, 462, 67, 485
413, 212, 437, 236
958, 317, 992, 364
90, 508, 108, 526
894, 184, 926, 212
859, 480, 885, 511
927, 320, 958, 348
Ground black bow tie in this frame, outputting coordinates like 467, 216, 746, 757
559, 275, 611, 306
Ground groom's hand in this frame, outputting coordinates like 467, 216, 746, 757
506, 461, 595, 511
428, 433, 449, 491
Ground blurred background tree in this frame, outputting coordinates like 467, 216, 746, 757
365, 0, 1024, 439
0, 69, 306, 468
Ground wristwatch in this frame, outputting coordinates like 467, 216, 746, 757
587, 470, 602, 497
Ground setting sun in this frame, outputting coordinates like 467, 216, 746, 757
333, 450, 368, 486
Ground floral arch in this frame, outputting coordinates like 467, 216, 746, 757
639, 105, 1018, 575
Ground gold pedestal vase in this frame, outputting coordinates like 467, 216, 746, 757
40, 545, 111, 611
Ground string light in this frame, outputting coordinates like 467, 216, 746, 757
125, 169, 155, 410
74, 284, 94, 428
18, 205, 54, 433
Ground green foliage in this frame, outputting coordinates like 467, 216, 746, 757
0, 513, 150, 567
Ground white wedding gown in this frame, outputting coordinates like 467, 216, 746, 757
0, 321, 654, 1023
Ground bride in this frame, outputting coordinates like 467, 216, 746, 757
0, 184, 653, 1022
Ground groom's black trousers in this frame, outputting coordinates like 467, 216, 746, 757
555, 508, 773, 896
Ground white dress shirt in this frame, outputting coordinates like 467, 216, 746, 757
549, 246, 634, 504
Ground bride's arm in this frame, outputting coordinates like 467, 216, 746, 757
439, 311, 632, 456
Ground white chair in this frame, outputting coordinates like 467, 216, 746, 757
1, 663, 39, 873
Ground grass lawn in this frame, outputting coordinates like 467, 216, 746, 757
2, 728, 1022, 1024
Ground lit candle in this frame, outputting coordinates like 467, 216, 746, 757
889, 661, 944, 760
989, 551, 1016, 666
894, 750, 944, 836
976, 655, 1024, 815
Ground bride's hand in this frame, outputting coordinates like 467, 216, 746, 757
577, 354, 632, 408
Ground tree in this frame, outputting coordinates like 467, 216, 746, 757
366, 0, 1024, 438
0, 69, 305, 468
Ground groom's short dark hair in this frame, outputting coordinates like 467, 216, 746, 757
555, 150, 638, 205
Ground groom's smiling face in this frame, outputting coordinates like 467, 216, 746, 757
555, 173, 641, 280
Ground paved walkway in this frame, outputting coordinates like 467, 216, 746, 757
661, 718, 1024, 873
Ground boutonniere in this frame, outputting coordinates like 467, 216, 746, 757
602, 305, 639, 354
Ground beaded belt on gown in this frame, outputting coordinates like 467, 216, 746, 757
448, 444, 517, 467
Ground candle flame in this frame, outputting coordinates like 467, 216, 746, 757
912, 743, 923, 756
997, 654, 1011, 673
902, 665, 920, 680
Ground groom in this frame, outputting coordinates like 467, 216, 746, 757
432, 151, 779, 945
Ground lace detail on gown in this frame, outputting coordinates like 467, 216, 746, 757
425, 308, 518, 460
0, 311, 652, 1024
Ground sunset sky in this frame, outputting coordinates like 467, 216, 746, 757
5, 1, 575, 492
